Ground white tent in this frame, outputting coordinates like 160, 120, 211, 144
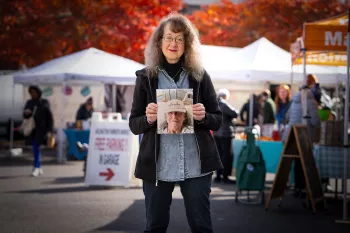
207, 37, 292, 83
206, 37, 347, 85
11, 48, 145, 162
13, 47, 145, 85
200, 44, 240, 75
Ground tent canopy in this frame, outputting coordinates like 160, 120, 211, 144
200, 44, 240, 72
208, 37, 293, 83
289, 12, 349, 84
207, 37, 346, 85
303, 12, 348, 51
293, 51, 347, 67
13, 48, 145, 85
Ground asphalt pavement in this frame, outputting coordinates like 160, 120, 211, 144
0, 152, 349, 233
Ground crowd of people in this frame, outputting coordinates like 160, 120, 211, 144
237, 74, 332, 141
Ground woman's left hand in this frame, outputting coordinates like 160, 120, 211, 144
192, 103, 206, 121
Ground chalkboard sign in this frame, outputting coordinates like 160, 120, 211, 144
283, 127, 299, 155
266, 124, 324, 213
293, 124, 324, 207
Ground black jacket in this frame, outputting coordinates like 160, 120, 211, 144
76, 104, 93, 121
129, 68, 223, 181
239, 98, 260, 126
213, 99, 238, 138
23, 98, 54, 145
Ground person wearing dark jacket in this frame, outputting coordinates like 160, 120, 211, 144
213, 89, 238, 183
239, 95, 260, 126
261, 89, 276, 137
307, 74, 322, 105
23, 85, 54, 177
129, 13, 223, 233
76, 97, 93, 121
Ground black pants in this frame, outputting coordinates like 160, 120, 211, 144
214, 137, 233, 179
143, 174, 213, 233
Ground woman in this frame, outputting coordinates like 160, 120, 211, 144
275, 84, 291, 133
213, 89, 238, 184
307, 74, 322, 105
129, 13, 223, 233
23, 86, 54, 177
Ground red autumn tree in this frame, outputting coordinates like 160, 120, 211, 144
189, 0, 347, 50
1, 0, 182, 69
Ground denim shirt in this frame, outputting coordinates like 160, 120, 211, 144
157, 68, 208, 181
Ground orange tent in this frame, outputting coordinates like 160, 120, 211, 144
291, 31, 347, 67
293, 51, 346, 66
303, 12, 348, 52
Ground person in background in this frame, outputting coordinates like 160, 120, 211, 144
239, 94, 260, 126
282, 86, 320, 198
308, 74, 334, 122
213, 88, 238, 184
260, 89, 276, 137
128, 13, 223, 233
307, 74, 322, 105
275, 84, 291, 134
23, 86, 54, 177
76, 97, 93, 121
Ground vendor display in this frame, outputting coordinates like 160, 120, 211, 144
233, 137, 283, 174
235, 130, 280, 141
64, 128, 90, 160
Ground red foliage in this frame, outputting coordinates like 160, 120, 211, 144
1, 0, 182, 69
189, 0, 347, 50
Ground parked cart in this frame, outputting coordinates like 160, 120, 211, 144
235, 127, 266, 204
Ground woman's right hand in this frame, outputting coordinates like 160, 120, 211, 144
146, 103, 158, 123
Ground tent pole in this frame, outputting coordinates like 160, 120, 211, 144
57, 82, 67, 164
290, 65, 294, 95
335, 75, 341, 120
249, 91, 253, 127
342, 8, 350, 222
9, 82, 15, 153
301, 39, 308, 125
337, 8, 350, 224
112, 84, 117, 113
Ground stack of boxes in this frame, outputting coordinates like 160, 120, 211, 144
319, 120, 344, 146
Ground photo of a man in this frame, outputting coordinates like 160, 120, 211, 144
156, 89, 194, 134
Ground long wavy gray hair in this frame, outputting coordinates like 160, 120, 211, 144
144, 13, 203, 80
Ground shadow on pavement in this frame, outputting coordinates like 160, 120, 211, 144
6, 186, 101, 194
93, 196, 350, 233
6, 183, 142, 194
0, 154, 82, 167
49, 176, 85, 184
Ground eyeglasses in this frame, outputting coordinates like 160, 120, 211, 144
163, 36, 185, 44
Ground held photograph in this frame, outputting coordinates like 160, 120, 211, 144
156, 89, 194, 134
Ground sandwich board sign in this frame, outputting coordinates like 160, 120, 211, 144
85, 114, 139, 187
265, 124, 325, 213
